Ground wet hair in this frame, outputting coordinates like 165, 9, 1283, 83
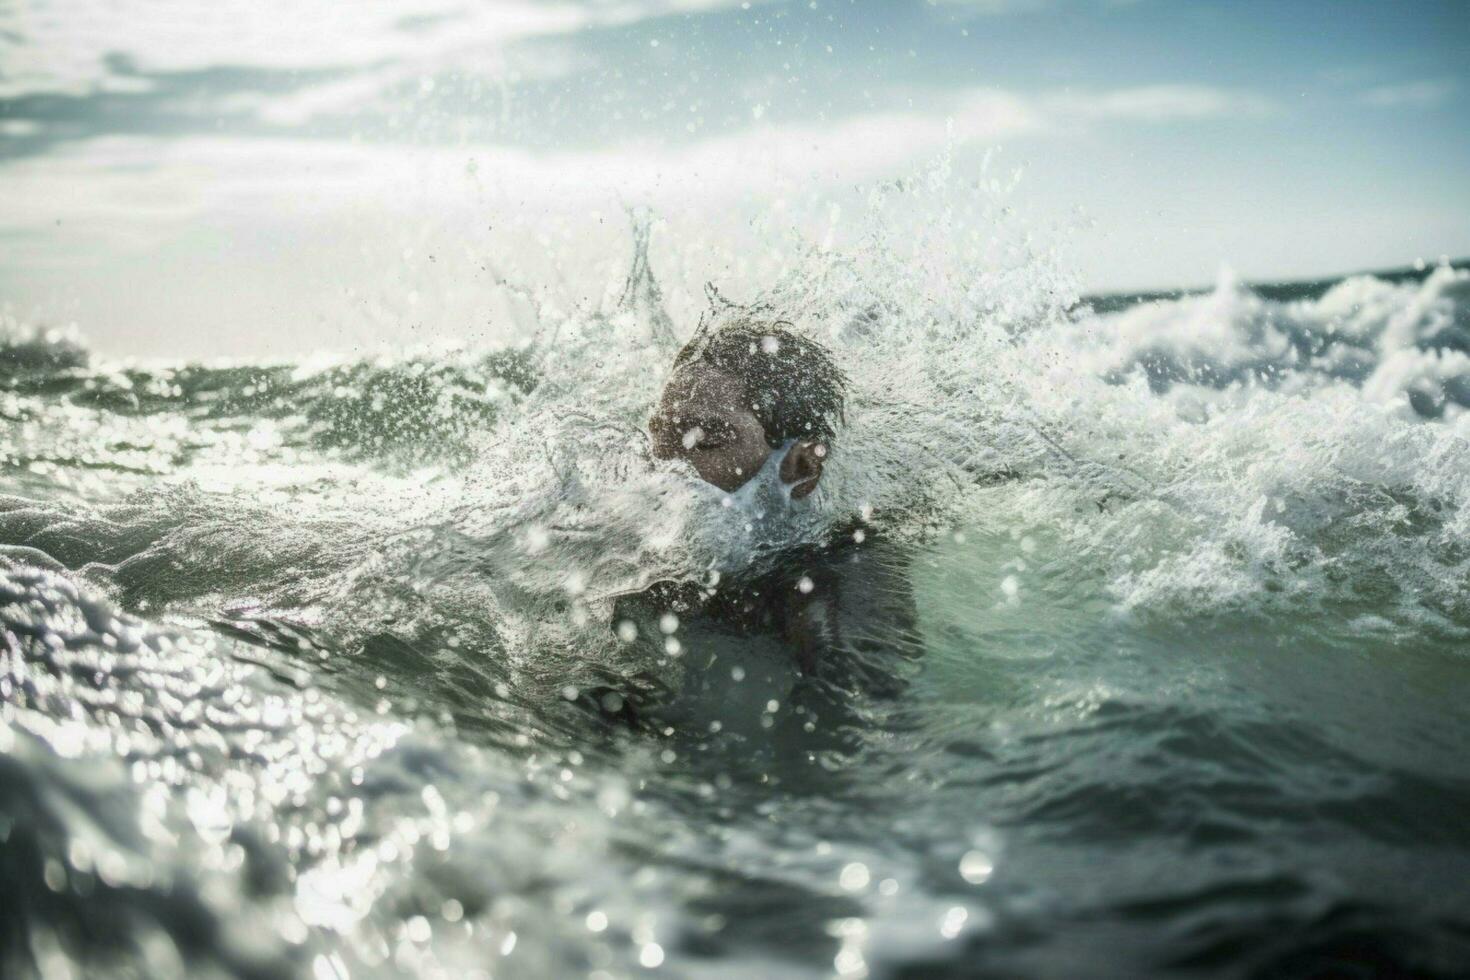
672, 316, 846, 446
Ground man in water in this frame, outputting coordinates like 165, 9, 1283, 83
647, 317, 841, 503
607, 314, 918, 729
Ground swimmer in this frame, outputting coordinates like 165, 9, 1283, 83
648, 316, 845, 499
602, 313, 918, 729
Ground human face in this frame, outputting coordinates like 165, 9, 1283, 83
649, 365, 771, 491
648, 364, 827, 498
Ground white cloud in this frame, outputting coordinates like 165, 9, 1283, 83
0, 81, 1266, 232
1359, 79, 1456, 108
1044, 84, 1276, 122
695, 89, 1042, 178
248, 41, 591, 128
0, 80, 1271, 256
655, 83, 1263, 179
0, 96, 1032, 238
0, 0, 767, 98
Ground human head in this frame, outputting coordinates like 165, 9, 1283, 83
649, 317, 846, 497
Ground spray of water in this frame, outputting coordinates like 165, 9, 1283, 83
4, 159, 1468, 712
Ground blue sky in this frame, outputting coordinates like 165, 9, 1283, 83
1, 0, 1466, 357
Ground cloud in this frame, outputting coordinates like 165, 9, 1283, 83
250, 43, 592, 127
0, 79, 1273, 243
653, 88, 1043, 182
0, 99, 1032, 239
1044, 84, 1276, 122
0, 0, 766, 99
0, 80, 1268, 227
1358, 79, 1456, 108
712, 85, 1271, 173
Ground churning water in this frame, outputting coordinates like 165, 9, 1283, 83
3, 183, 1470, 978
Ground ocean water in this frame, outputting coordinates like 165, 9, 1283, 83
3, 197, 1470, 980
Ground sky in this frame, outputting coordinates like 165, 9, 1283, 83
1, 0, 1467, 358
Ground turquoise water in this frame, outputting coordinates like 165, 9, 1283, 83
3, 248, 1470, 978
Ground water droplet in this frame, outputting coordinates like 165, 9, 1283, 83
959, 850, 993, 884
834, 945, 865, 976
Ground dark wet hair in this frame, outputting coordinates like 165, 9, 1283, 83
673, 316, 846, 446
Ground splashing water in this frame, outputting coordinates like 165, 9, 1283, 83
4, 167, 1470, 977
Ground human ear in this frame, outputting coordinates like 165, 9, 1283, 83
781, 441, 826, 498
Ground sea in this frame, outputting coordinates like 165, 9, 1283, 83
3, 204, 1470, 978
